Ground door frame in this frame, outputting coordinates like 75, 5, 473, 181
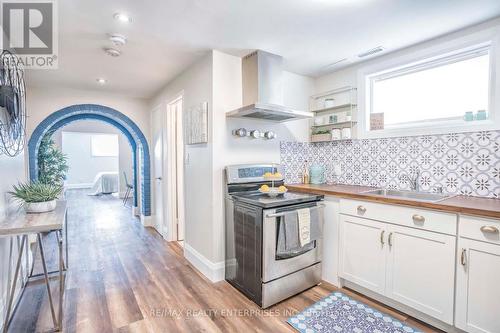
166, 93, 185, 242
151, 104, 166, 237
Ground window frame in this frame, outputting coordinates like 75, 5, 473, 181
357, 27, 500, 138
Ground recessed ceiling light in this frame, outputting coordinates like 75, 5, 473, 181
104, 47, 121, 57
96, 78, 107, 85
113, 13, 131, 23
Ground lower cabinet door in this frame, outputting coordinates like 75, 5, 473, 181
339, 215, 387, 295
455, 238, 500, 333
385, 224, 456, 324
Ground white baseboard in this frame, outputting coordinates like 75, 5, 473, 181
183, 242, 224, 283
141, 215, 153, 227
65, 183, 93, 189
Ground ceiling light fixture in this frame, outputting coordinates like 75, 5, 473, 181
108, 33, 127, 46
104, 47, 121, 57
358, 46, 384, 58
113, 13, 131, 23
96, 78, 107, 85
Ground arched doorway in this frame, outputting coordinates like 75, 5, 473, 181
28, 104, 151, 217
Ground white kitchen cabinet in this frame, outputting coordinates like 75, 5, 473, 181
385, 224, 456, 324
339, 215, 387, 295
455, 220, 500, 333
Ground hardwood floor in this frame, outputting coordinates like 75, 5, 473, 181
9, 189, 442, 332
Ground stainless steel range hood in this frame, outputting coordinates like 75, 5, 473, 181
226, 50, 313, 122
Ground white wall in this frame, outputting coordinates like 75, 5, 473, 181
61, 132, 119, 187
0, 152, 28, 331
26, 87, 150, 140
150, 53, 215, 262
150, 50, 313, 277
53, 120, 133, 195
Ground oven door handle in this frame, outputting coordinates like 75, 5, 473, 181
265, 203, 325, 218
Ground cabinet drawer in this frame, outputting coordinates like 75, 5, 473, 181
340, 199, 457, 235
459, 215, 500, 245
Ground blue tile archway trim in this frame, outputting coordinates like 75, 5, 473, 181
28, 104, 151, 216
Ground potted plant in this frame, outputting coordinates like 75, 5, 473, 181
9, 181, 63, 213
37, 131, 69, 185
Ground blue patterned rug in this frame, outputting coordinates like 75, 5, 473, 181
287, 292, 421, 333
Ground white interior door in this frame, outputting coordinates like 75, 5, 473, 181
339, 215, 387, 295
385, 224, 456, 324
152, 106, 165, 237
456, 238, 500, 333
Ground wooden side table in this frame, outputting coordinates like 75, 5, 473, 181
0, 201, 68, 332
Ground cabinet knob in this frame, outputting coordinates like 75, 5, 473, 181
412, 214, 425, 223
357, 205, 367, 215
480, 225, 499, 234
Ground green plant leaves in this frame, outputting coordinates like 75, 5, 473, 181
37, 131, 69, 185
9, 181, 63, 203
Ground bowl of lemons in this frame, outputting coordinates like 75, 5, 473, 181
263, 172, 283, 181
259, 184, 287, 197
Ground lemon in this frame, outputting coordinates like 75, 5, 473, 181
263, 172, 273, 177
274, 172, 283, 178
278, 185, 287, 193
260, 185, 270, 192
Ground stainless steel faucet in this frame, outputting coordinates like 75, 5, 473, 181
401, 170, 420, 191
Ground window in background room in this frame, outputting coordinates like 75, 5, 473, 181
91, 134, 119, 157
365, 42, 493, 134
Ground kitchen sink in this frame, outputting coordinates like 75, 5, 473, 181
362, 189, 453, 203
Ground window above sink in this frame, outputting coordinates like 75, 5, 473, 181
357, 27, 500, 138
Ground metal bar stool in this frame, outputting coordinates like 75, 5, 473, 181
123, 171, 133, 206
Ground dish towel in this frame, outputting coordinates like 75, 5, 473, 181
297, 208, 311, 247
276, 207, 321, 256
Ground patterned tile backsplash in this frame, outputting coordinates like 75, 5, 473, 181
280, 131, 500, 198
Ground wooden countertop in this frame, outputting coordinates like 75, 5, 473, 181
286, 184, 500, 219
0, 201, 67, 236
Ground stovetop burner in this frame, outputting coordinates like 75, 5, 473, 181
231, 191, 324, 208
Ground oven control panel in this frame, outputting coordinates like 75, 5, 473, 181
226, 164, 283, 184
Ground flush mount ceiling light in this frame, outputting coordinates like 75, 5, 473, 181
113, 13, 131, 23
108, 33, 127, 46
358, 46, 384, 58
104, 47, 121, 57
96, 78, 107, 85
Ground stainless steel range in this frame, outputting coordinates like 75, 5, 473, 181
225, 164, 324, 308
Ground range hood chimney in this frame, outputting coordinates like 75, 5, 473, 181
226, 50, 313, 122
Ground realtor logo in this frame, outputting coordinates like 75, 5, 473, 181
0, 0, 58, 69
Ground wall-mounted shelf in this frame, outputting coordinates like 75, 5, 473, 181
310, 137, 353, 143
311, 121, 357, 129
313, 103, 357, 114
309, 86, 358, 142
